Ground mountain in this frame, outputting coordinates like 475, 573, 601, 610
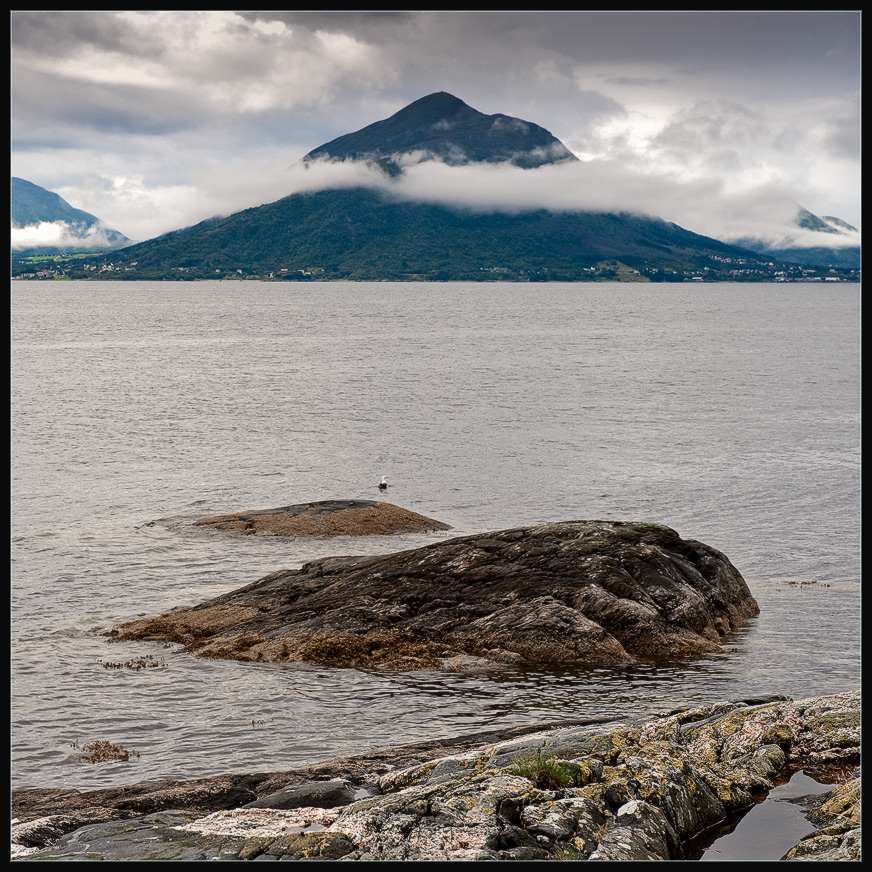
95, 186, 776, 282
304, 91, 577, 171
11, 177, 130, 253
61, 93, 853, 281
732, 205, 861, 270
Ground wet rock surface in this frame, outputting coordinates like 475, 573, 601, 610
110, 520, 759, 670
192, 499, 451, 537
12, 691, 859, 861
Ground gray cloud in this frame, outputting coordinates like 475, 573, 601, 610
236, 10, 413, 37
605, 77, 670, 87
13, 73, 198, 140
10, 10, 177, 66
10, 10, 860, 242
820, 95, 862, 162
650, 100, 769, 174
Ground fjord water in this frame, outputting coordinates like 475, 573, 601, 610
11, 280, 860, 792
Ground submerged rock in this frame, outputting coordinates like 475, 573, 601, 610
12, 691, 859, 862
112, 520, 758, 670
192, 499, 451, 537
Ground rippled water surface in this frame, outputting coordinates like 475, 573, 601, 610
11, 280, 860, 791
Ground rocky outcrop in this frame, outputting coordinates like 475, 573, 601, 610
12, 691, 860, 861
10, 720, 611, 835
192, 499, 451, 537
111, 520, 759, 670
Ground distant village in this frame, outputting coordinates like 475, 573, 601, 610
11, 253, 861, 283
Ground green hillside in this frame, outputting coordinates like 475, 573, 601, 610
103, 187, 772, 281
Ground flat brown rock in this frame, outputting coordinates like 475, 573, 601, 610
192, 499, 451, 537
111, 520, 759, 671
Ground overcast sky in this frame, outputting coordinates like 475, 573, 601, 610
11, 10, 861, 247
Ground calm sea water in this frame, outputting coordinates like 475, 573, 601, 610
11, 280, 861, 792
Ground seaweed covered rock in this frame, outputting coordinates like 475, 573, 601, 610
192, 499, 450, 537
112, 520, 759, 670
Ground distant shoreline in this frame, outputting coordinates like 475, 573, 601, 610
10, 275, 861, 283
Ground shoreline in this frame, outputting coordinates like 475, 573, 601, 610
12, 690, 860, 861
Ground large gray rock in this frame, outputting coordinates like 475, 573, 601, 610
111, 520, 759, 670
243, 778, 360, 810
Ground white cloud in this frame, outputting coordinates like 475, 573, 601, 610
10, 221, 120, 250
289, 155, 860, 251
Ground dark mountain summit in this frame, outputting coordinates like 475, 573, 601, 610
304, 91, 577, 170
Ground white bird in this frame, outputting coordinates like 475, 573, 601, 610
378, 476, 388, 490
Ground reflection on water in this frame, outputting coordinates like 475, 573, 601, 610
688, 768, 846, 861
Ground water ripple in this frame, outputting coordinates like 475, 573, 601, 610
11, 280, 860, 791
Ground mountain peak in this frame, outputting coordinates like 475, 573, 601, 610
405, 91, 471, 110
731, 203, 861, 270
304, 92, 577, 170
795, 205, 842, 235
821, 215, 859, 233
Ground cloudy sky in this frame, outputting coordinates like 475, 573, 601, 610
11, 10, 861, 247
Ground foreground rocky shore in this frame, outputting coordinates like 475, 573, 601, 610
12, 691, 860, 861
110, 520, 759, 670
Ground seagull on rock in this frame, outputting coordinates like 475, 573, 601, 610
378, 476, 388, 490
